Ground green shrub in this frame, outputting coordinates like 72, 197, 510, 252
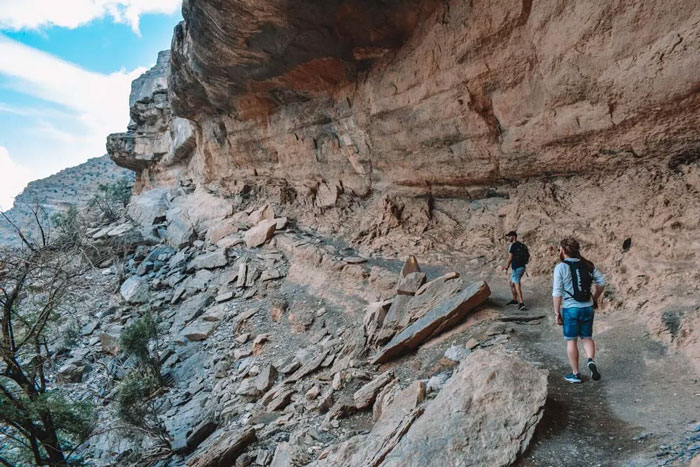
120, 312, 161, 378
51, 206, 81, 244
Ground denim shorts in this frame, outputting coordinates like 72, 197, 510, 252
510, 266, 526, 284
562, 306, 594, 340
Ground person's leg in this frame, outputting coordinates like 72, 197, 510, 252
567, 338, 579, 374
509, 281, 518, 300
581, 338, 595, 360
579, 307, 601, 380
514, 282, 524, 304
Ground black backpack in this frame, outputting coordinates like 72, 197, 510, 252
511, 242, 530, 266
564, 260, 593, 302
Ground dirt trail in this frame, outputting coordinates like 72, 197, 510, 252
480, 275, 700, 466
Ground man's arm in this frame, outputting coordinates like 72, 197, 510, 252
552, 265, 563, 325
553, 296, 563, 325
503, 252, 513, 272
592, 268, 606, 305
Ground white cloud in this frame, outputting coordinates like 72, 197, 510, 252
0, 0, 181, 33
0, 146, 33, 211
0, 35, 145, 137
0, 35, 147, 193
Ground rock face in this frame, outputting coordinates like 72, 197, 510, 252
107, 50, 196, 191
110, 0, 699, 198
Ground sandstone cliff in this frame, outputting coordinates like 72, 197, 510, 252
111, 0, 700, 195
98, 2, 700, 465
106, 0, 700, 370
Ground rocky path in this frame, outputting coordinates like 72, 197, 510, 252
480, 276, 700, 467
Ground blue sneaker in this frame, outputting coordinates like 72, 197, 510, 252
564, 373, 582, 383
587, 359, 601, 381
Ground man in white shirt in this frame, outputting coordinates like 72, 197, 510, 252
552, 237, 606, 383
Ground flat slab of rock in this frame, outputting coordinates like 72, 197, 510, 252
244, 218, 277, 247
182, 320, 219, 341
354, 370, 394, 409
188, 427, 257, 467
190, 249, 228, 270
372, 281, 490, 364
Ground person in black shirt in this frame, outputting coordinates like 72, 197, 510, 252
503, 231, 529, 311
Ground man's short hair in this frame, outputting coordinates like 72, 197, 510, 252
505, 231, 517, 238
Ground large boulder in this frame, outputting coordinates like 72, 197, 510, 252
127, 188, 170, 227
312, 350, 548, 467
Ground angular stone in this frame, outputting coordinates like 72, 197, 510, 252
188, 427, 257, 467
274, 217, 288, 229
415, 272, 459, 296
396, 271, 426, 295
244, 219, 277, 247
316, 182, 338, 207
165, 212, 196, 249
313, 351, 546, 467
398, 274, 464, 329
305, 385, 321, 401
236, 262, 248, 288
270, 443, 290, 467
215, 291, 234, 303
260, 268, 283, 281
266, 388, 295, 411
186, 417, 218, 452
56, 362, 86, 383
207, 221, 239, 244
400, 255, 421, 277
119, 276, 149, 303
372, 281, 490, 364
286, 349, 329, 382
217, 235, 244, 249
354, 370, 394, 409
100, 334, 120, 356
254, 364, 278, 393
248, 203, 275, 225
182, 320, 219, 341
127, 188, 170, 227
190, 249, 228, 270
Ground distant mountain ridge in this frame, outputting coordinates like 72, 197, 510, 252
0, 155, 133, 245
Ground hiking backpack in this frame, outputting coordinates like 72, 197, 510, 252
511, 242, 530, 266
564, 260, 593, 302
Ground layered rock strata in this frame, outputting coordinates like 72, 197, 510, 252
110, 0, 700, 198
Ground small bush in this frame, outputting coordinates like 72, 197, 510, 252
116, 372, 170, 448
51, 206, 81, 244
89, 177, 133, 221
120, 312, 161, 378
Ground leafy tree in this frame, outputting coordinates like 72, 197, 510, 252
0, 242, 94, 465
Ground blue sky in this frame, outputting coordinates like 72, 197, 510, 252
0, 1, 182, 211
